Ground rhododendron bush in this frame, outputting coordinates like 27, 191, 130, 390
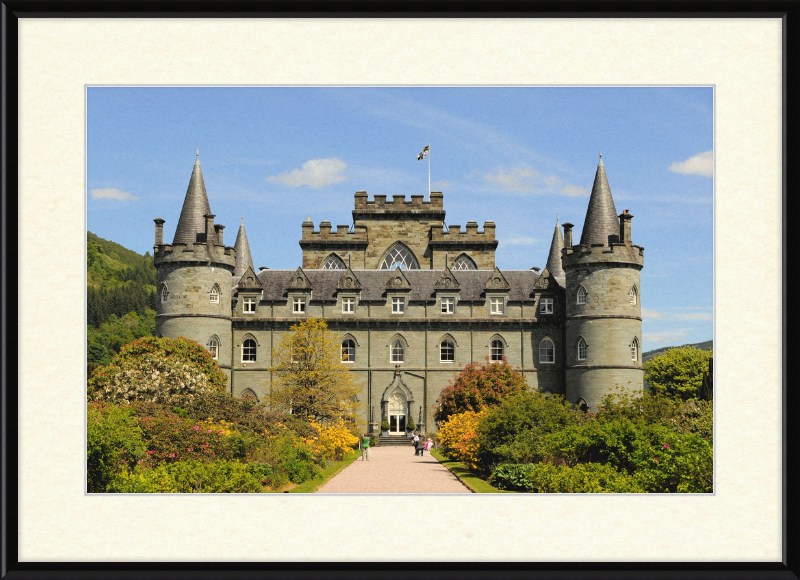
437, 409, 486, 471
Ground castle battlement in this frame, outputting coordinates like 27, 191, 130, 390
353, 191, 444, 210
154, 242, 237, 268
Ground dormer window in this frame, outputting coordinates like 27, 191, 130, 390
490, 297, 504, 315
293, 298, 306, 314
540, 298, 554, 314
342, 298, 355, 314
243, 298, 256, 314
441, 297, 454, 314
392, 297, 405, 314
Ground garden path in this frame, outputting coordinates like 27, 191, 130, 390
316, 445, 470, 493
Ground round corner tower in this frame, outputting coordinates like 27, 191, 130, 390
562, 155, 644, 411
153, 154, 236, 382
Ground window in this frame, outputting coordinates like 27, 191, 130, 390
630, 338, 638, 361
540, 298, 554, 314
322, 254, 346, 270
491, 339, 504, 361
342, 298, 355, 314
293, 298, 306, 314
391, 340, 404, 363
452, 254, 477, 271
440, 340, 455, 362
241, 389, 258, 401
380, 243, 420, 270
209, 285, 220, 304
243, 298, 256, 313
242, 339, 256, 363
578, 338, 588, 361
161, 285, 169, 304
490, 297, 504, 315
629, 287, 637, 305
208, 338, 219, 360
341, 339, 356, 362
539, 339, 554, 363
441, 297, 454, 314
577, 286, 587, 305
392, 297, 405, 314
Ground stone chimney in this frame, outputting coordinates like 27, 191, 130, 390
563, 222, 574, 247
618, 210, 633, 243
154, 218, 165, 245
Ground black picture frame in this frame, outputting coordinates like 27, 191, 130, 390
1, 2, 796, 579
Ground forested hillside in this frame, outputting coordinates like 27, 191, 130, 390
642, 340, 713, 364
87, 232, 158, 374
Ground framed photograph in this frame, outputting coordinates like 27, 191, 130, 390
3, 3, 794, 578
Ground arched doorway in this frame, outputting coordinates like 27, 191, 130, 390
388, 391, 407, 434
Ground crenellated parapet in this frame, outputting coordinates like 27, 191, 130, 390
430, 221, 497, 248
561, 241, 644, 270
352, 191, 446, 221
154, 241, 237, 269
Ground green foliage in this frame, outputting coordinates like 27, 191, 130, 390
475, 391, 583, 473
491, 462, 644, 493
247, 430, 323, 485
87, 402, 146, 492
380, 419, 390, 431
109, 460, 274, 493
698, 358, 713, 401
406, 417, 416, 431
644, 346, 713, 400
434, 359, 530, 424
87, 231, 156, 290
87, 310, 156, 373
138, 414, 228, 465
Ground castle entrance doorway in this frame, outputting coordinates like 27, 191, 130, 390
388, 391, 407, 434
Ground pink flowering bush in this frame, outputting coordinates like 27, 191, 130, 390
138, 414, 228, 466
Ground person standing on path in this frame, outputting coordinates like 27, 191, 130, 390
361, 433, 371, 461
413, 431, 421, 456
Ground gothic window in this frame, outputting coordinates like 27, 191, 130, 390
577, 286, 587, 305
322, 254, 346, 270
208, 337, 219, 360
293, 297, 306, 314
243, 297, 256, 313
242, 338, 256, 363
629, 286, 638, 305
540, 298, 554, 314
440, 339, 455, 362
341, 339, 356, 363
630, 338, 639, 362
539, 338, 555, 363
241, 389, 258, 401
441, 297, 454, 314
160, 284, 169, 304
490, 297, 504, 315
391, 339, 405, 363
209, 284, 220, 304
379, 243, 420, 270
392, 297, 405, 314
578, 338, 588, 361
452, 254, 477, 271
342, 297, 355, 314
491, 339, 504, 362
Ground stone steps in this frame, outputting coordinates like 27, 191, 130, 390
378, 435, 416, 447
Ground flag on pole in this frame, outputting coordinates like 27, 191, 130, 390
417, 145, 429, 160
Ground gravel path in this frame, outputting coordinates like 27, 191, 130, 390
316, 446, 471, 494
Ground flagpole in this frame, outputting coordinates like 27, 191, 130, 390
428, 142, 431, 195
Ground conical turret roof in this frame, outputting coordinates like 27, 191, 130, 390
579, 153, 619, 247
234, 216, 255, 279
173, 153, 212, 245
545, 217, 566, 285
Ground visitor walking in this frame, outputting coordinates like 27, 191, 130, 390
361, 433, 371, 461
413, 431, 421, 456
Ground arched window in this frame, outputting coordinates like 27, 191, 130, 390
539, 338, 555, 363
160, 284, 169, 304
630, 338, 639, 362
242, 338, 256, 363
440, 339, 455, 362
390, 339, 405, 363
578, 338, 588, 361
322, 254, 346, 270
341, 338, 356, 362
452, 254, 477, 271
491, 339, 504, 362
208, 337, 219, 360
629, 286, 638, 305
379, 242, 420, 270
241, 389, 258, 401
209, 284, 220, 304
576, 397, 589, 412
577, 286, 587, 305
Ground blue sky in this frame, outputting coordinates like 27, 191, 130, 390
87, 87, 713, 350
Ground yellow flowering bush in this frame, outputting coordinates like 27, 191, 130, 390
201, 417, 239, 437
306, 420, 359, 461
437, 409, 487, 471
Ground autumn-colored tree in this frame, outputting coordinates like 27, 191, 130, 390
434, 358, 529, 424
644, 346, 713, 401
268, 318, 360, 423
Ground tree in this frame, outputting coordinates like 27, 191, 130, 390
268, 318, 360, 423
434, 358, 529, 424
697, 357, 713, 402
644, 346, 713, 401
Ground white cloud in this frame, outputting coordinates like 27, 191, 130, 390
559, 184, 588, 197
641, 308, 665, 319
643, 328, 691, 345
673, 312, 713, 321
503, 237, 537, 246
483, 166, 586, 197
433, 180, 453, 189
265, 158, 347, 189
90, 187, 137, 200
668, 150, 713, 177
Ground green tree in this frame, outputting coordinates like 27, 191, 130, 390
643, 346, 713, 401
434, 359, 529, 424
268, 318, 360, 423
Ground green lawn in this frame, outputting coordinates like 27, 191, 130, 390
288, 449, 361, 493
430, 448, 516, 493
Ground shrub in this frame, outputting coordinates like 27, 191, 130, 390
247, 429, 323, 485
434, 359, 529, 424
308, 420, 360, 461
437, 409, 487, 471
643, 346, 713, 401
522, 463, 644, 493
138, 414, 229, 465
87, 402, 146, 492
109, 460, 273, 493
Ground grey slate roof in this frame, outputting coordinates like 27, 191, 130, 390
545, 218, 566, 285
579, 155, 619, 247
173, 155, 213, 245
234, 218, 255, 279
252, 269, 542, 302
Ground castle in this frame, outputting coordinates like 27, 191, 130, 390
153, 152, 644, 434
